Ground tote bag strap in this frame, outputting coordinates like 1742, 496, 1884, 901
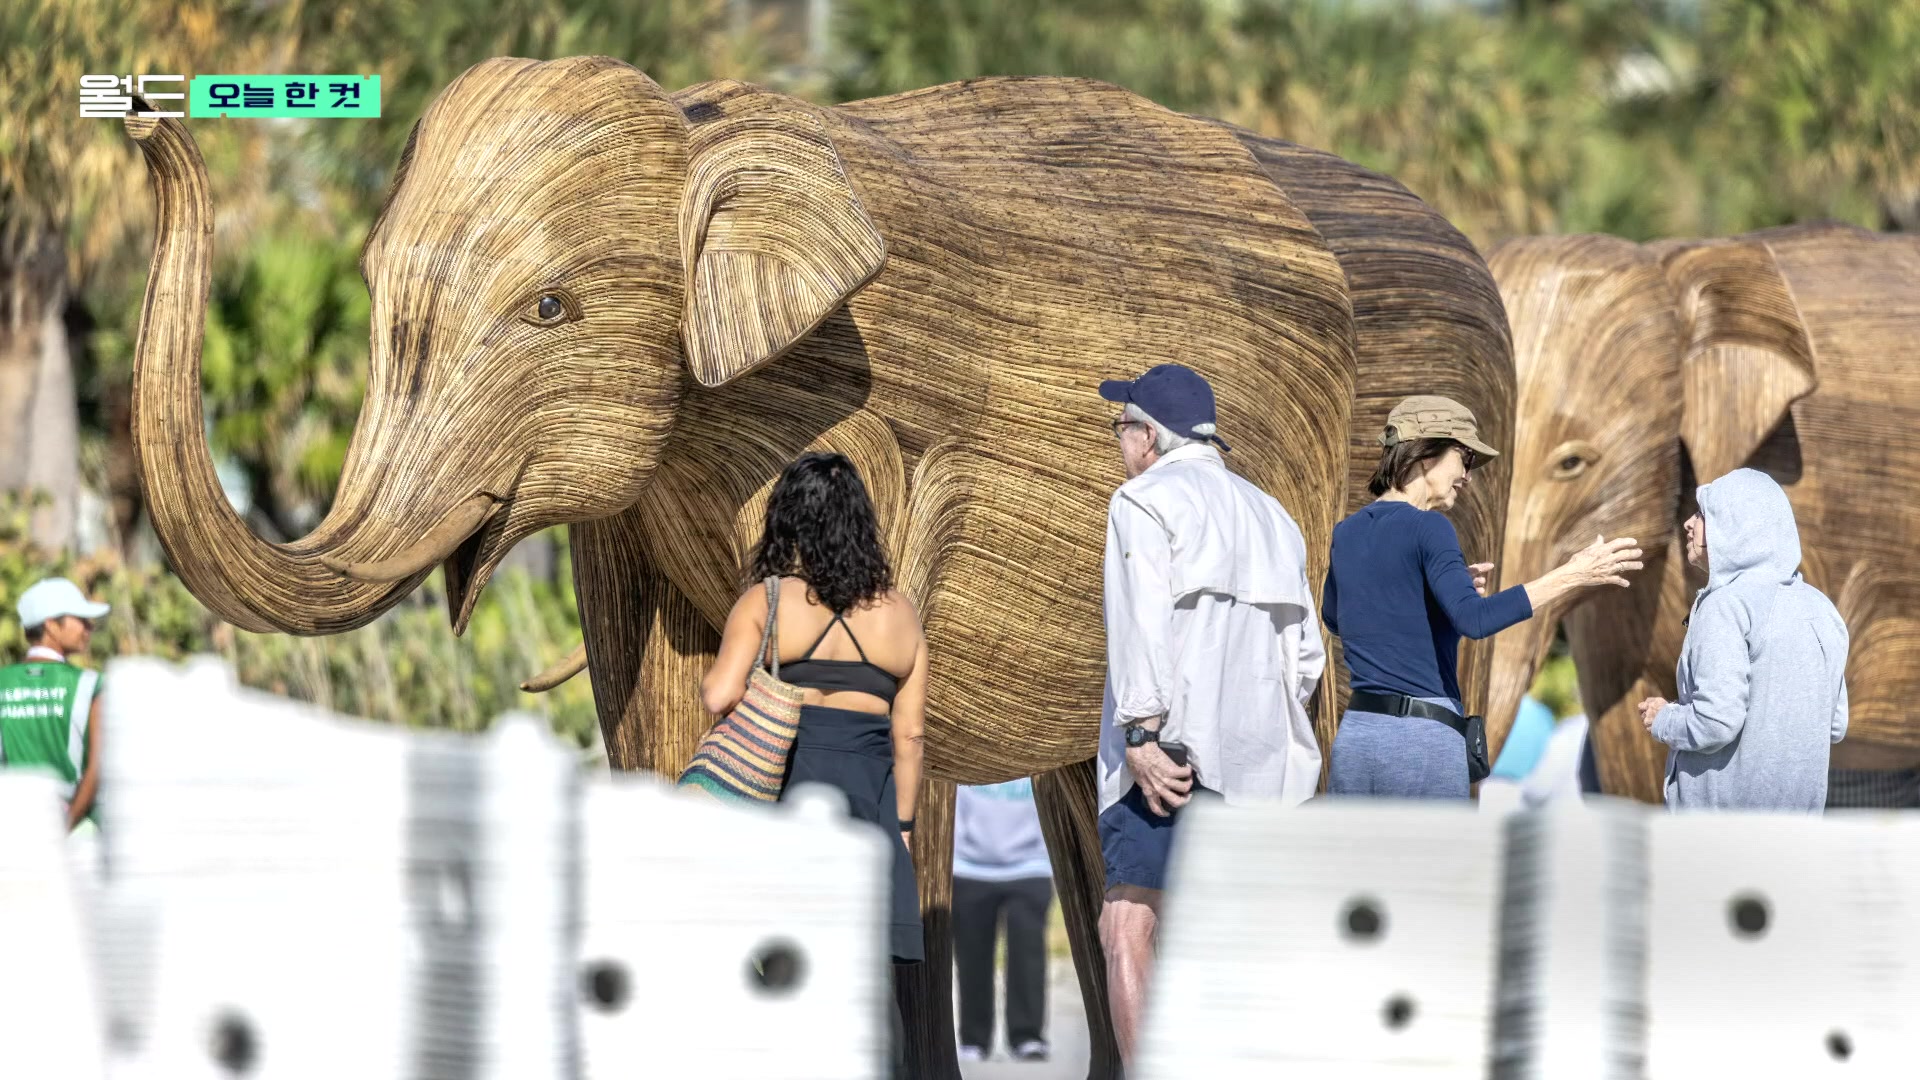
756, 576, 783, 677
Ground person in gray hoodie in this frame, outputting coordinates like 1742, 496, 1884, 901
1637, 468, 1849, 811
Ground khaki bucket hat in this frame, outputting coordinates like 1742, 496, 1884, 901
1379, 396, 1498, 465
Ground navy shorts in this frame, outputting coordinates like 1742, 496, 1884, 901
1099, 782, 1216, 891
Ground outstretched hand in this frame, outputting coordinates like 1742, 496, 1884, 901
1469, 562, 1495, 597
1567, 535, 1645, 588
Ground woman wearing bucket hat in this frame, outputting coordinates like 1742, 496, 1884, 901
1321, 396, 1643, 798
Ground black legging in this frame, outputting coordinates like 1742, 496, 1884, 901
952, 875, 1053, 1051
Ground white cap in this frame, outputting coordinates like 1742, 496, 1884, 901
17, 578, 110, 630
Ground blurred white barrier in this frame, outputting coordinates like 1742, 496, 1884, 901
1140, 801, 1507, 1078
1644, 813, 1920, 1077
0, 773, 107, 1080
580, 779, 889, 1079
1494, 799, 1648, 1080
1141, 797, 1920, 1080
82, 655, 888, 1080
7, 654, 1918, 1077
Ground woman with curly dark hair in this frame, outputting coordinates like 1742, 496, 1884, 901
700, 451, 929, 965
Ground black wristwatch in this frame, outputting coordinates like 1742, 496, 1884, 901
1124, 724, 1159, 749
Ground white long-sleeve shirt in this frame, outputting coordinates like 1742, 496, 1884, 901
1097, 444, 1325, 812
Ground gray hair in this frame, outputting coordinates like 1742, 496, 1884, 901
1124, 402, 1199, 455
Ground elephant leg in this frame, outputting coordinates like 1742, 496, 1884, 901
1565, 540, 1688, 802
896, 778, 959, 1080
571, 506, 719, 774
1034, 759, 1121, 1080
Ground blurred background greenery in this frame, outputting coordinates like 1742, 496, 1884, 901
3, 0, 1911, 738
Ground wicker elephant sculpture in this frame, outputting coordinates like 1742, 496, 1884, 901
1485, 224, 1920, 805
127, 56, 1513, 1079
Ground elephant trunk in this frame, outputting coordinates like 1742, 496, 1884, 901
1485, 610, 1558, 757
1483, 508, 1568, 752
127, 113, 461, 635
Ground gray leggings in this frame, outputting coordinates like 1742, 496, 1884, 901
1329, 705, 1471, 799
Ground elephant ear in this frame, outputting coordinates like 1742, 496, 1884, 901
676, 85, 886, 387
1660, 238, 1819, 481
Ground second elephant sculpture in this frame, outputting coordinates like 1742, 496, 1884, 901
1487, 224, 1920, 804
128, 57, 1514, 1080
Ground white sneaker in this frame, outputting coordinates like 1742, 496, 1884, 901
1012, 1040, 1050, 1062
958, 1045, 987, 1063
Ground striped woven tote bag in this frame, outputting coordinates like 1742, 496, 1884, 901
678, 577, 805, 802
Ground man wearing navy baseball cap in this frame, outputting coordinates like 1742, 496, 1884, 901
1093, 364, 1325, 1065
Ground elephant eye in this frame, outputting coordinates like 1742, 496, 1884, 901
520, 288, 580, 328
1546, 439, 1600, 481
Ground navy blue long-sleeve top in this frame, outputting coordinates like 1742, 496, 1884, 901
1322, 501, 1533, 704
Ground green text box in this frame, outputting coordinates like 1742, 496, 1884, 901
189, 75, 380, 118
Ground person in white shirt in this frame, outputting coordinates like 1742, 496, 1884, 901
1094, 363, 1324, 1066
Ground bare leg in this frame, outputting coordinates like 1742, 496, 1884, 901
1099, 883, 1162, 1068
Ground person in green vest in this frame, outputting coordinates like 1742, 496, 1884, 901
0, 577, 109, 830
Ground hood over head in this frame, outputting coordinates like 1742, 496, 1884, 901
1697, 467, 1802, 591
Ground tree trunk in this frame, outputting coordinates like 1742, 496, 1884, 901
0, 229, 80, 550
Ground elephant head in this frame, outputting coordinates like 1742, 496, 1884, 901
128, 57, 886, 635
1485, 233, 1819, 791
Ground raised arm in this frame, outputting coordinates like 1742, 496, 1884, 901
1418, 516, 1533, 641
700, 586, 770, 716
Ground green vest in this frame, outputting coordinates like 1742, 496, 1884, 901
0, 660, 97, 795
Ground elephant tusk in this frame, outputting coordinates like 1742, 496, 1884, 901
520, 642, 588, 693
319, 493, 498, 583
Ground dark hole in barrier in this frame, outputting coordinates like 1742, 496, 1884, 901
1729, 894, 1770, 938
1827, 1030, 1852, 1062
1343, 897, 1385, 942
583, 960, 631, 1013
1383, 994, 1415, 1030
208, 1011, 257, 1075
748, 941, 807, 995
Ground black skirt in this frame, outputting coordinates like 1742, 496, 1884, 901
782, 704, 925, 963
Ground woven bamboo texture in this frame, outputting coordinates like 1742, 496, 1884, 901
129, 59, 1518, 1079
1489, 224, 1920, 802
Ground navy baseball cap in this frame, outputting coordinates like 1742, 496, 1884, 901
1098, 364, 1231, 452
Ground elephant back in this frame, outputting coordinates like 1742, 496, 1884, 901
780, 76, 1359, 777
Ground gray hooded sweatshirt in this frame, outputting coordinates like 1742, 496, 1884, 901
1652, 468, 1849, 811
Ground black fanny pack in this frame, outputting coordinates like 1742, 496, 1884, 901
1350, 690, 1491, 784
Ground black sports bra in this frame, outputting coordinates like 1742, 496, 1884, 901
782, 612, 902, 705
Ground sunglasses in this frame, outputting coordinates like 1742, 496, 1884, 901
1459, 447, 1479, 471
1110, 417, 1145, 438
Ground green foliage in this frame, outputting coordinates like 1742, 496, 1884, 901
1530, 652, 1585, 720
0, 494, 595, 746
830, 0, 1920, 245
